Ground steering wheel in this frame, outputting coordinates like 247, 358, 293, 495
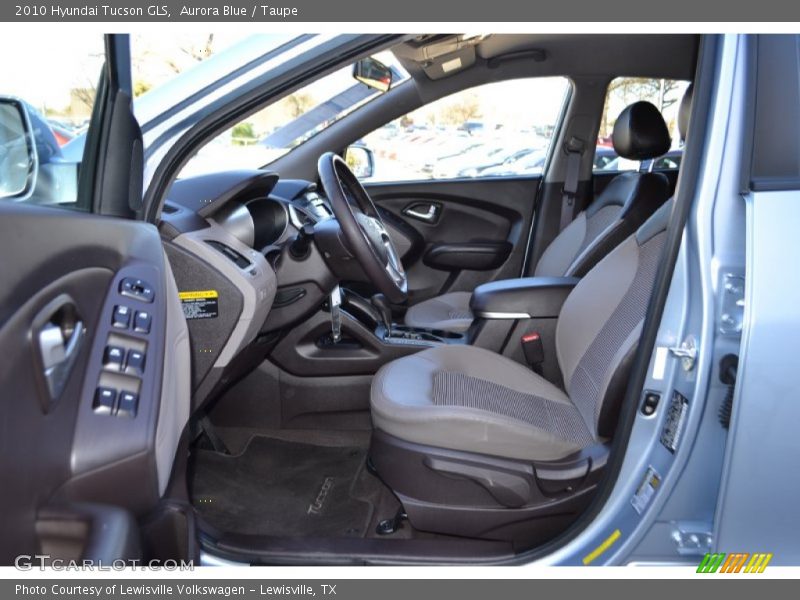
317, 152, 408, 303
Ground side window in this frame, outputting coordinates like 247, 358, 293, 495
356, 78, 570, 182
595, 77, 690, 174
0, 36, 105, 209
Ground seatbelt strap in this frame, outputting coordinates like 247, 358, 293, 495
560, 136, 585, 231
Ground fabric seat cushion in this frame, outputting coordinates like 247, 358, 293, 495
403, 291, 473, 333
556, 222, 667, 437
371, 345, 594, 461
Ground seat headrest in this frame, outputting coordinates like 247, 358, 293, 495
678, 83, 694, 143
612, 101, 671, 161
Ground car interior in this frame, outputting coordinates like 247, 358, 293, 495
0, 33, 701, 566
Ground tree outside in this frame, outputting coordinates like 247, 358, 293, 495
599, 77, 687, 140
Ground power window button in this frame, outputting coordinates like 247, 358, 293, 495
112, 305, 132, 329
133, 310, 152, 334
103, 346, 126, 371
125, 350, 146, 376
93, 387, 117, 415
117, 392, 138, 418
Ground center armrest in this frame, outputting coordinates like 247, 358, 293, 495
470, 277, 580, 319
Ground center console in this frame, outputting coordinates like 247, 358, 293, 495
267, 288, 466, 378
268, 277, 579, 380
379, 324, 466, 345
470, 276, 579, 320
468, 276, 580, 384
365, 291, 467, 347
335, 288, 467, 348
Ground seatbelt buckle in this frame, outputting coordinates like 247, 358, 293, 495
521, 332, 545, 367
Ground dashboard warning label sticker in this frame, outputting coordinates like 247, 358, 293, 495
179, 290, 219, 320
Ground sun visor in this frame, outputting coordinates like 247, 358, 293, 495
420, 47, 477, 80
394, 34, 488, 80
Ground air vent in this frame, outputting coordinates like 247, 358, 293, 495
205, 240, 253, 270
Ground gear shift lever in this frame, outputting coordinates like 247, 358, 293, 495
371, 293, 393, 338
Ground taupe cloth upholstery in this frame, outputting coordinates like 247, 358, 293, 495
371, 345, 587, 461
403, 291, 473, 333
404, 99, 676, 334
371, 200, 673, 461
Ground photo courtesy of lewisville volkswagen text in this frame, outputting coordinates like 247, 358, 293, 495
0, 7, 798, 580
15, 584, 331, 596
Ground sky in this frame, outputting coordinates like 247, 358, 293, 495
0, 33, 246, 113
0, 35, 105, 110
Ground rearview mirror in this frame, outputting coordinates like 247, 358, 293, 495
0, 96, 38, 200
352, 57, 393, 93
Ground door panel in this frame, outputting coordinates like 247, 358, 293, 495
365, 176, 540, 306
0, 35, 191, 566
0, 203, 177, 563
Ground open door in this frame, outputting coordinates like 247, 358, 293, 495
0, 35, 193, 566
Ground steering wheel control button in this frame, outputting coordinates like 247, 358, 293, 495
133, 310, 152, 334
117, 392, 139, 418
112, 305, 132, 329
103, 346, 126, 371
125, 350, 146, 376
120, 277, 155, 303
93, 387, 117, 415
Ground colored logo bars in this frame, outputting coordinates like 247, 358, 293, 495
697, 552, 773, 573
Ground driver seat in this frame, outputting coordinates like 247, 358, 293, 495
403, 99, 676, 334
369, 197, 674, 542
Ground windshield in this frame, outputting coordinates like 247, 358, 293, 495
179, 50, 409, 178
131, 34, 300, 131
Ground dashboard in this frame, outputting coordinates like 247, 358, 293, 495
158, 170, 338, 407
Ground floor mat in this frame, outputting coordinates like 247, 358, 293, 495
191, 436, 383, 538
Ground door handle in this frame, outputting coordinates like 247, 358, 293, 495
39, 319, 85, 402
403, 202, 440, 223
40, 320, 84, 369
34, 297, 85, 406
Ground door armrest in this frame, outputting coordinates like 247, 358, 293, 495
36, 503, 141, 564
423, 241, 513, 271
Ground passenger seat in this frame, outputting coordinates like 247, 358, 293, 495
404, 100, 675, 333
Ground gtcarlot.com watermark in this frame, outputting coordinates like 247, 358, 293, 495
14, 555, 194, 571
